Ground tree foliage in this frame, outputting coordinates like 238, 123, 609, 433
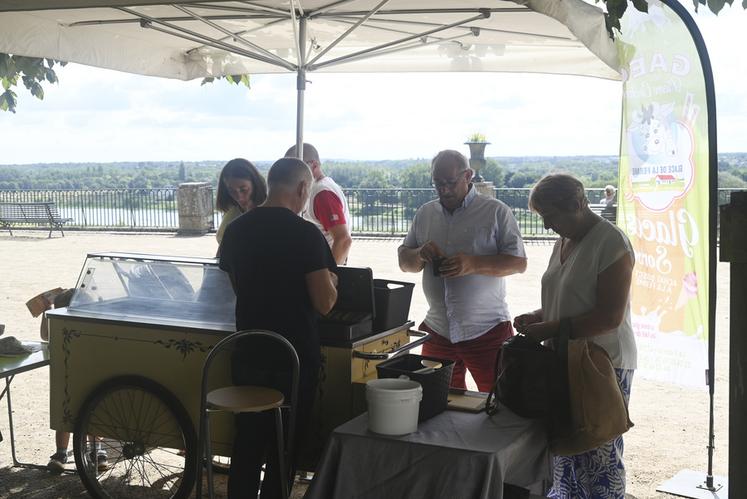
200, 73, 251, 88
600, 0, 741, 38
0, 54, 66, 113
3, 153, 746, 191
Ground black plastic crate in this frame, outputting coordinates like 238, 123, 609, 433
372, 279, 414, 332
376, 353, 455, 422
319, 267, 375, 341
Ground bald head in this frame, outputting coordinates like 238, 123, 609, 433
264, 157, 313, 214
284, 143, 320, 163
268, 157, 312, 190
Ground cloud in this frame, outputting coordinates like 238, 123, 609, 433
1, 5, 745, 163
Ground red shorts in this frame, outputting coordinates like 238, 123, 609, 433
419, 320, 514, 392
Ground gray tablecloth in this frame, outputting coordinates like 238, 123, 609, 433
305, 409, 551, 499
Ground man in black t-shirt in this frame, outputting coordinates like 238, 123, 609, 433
219, 157, 338, 499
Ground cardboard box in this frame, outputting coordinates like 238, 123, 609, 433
26, 287, 64, 317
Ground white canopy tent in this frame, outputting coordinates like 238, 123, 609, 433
0, 2, 731, 499
0, 0, 622, 150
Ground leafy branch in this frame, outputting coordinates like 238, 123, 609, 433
0, 54, 66, 113
200, 73, 251, 88
600, 0, 744, 38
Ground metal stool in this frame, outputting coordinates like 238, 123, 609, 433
197, 330, 299, 499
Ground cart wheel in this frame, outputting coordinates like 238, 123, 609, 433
73, 375, 197, 499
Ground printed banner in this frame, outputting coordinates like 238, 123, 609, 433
617, 2, 710, 388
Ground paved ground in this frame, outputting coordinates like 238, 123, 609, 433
0, 231, 731, 498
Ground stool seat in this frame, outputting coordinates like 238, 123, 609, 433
207, 386, 285, 413
198, 330, 300, 499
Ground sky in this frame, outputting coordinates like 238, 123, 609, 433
1, 3, 745, 164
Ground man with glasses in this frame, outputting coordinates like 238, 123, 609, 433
285, 142, 352, 265
398, 149, 527, 392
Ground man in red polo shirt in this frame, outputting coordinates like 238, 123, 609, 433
285, 143, 352, 265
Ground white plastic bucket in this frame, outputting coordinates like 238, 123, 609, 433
365, 378, 423, 435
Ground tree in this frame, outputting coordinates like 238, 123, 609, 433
480, 159, 506, 187
505, 171, 536, 188
0, 54, 66, 113
398, 162, 431, 188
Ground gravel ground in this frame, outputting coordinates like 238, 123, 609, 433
0, 232, 730, 498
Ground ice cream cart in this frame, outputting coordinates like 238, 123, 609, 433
45, 252, 423, 498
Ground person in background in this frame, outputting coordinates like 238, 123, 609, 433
603, 184, 617, 206
514, 173, 637, 499
41, 289, 109, 473
215, 158, 268, 245
602, 184, 618, 222
284, 143, 352, 265
398, 149, 527, 392
219, 157, 338, 499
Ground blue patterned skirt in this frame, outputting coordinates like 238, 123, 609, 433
547, 369, 634, 499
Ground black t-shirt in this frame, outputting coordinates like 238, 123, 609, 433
219, 206, 336, 360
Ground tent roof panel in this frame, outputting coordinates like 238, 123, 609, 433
0, 0, 621, 80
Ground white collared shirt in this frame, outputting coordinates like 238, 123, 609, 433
403, 186, 526, 343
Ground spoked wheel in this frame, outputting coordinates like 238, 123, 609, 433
73, 376, 197, 499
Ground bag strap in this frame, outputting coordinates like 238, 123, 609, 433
556, 318, 571, 359
553, 318, 573, 431
485, 336, 509, 416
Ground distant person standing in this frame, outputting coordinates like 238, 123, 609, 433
603, 185, 617, 206
398, 149, 527, 392
602, 184, 617, 222
285, 143, 352, 265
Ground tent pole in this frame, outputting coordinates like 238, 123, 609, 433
295, 16, 307, 153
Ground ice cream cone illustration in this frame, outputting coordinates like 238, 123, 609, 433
658, 272, 698, 333
675, 272, 698, 310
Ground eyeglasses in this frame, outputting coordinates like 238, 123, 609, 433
432, 170, 468, 190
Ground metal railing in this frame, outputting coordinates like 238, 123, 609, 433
342, 187, 613, 238
0, 189, 181, 230
0, 187, 744, 238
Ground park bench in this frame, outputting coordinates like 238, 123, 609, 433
0, 202, 73, 238
589, 203, 617, 224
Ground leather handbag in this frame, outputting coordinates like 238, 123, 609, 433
486, 319, 633, 455
550, 319, 634, 456
485, 330, 571, 439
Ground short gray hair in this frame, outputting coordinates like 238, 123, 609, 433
528, 173, 587, 214
431, 149, 469, 172
267, 157, 312, 189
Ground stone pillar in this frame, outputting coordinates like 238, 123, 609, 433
721, 191, 747, 499
474, 181, 495, 198
177, 182, 213, 235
